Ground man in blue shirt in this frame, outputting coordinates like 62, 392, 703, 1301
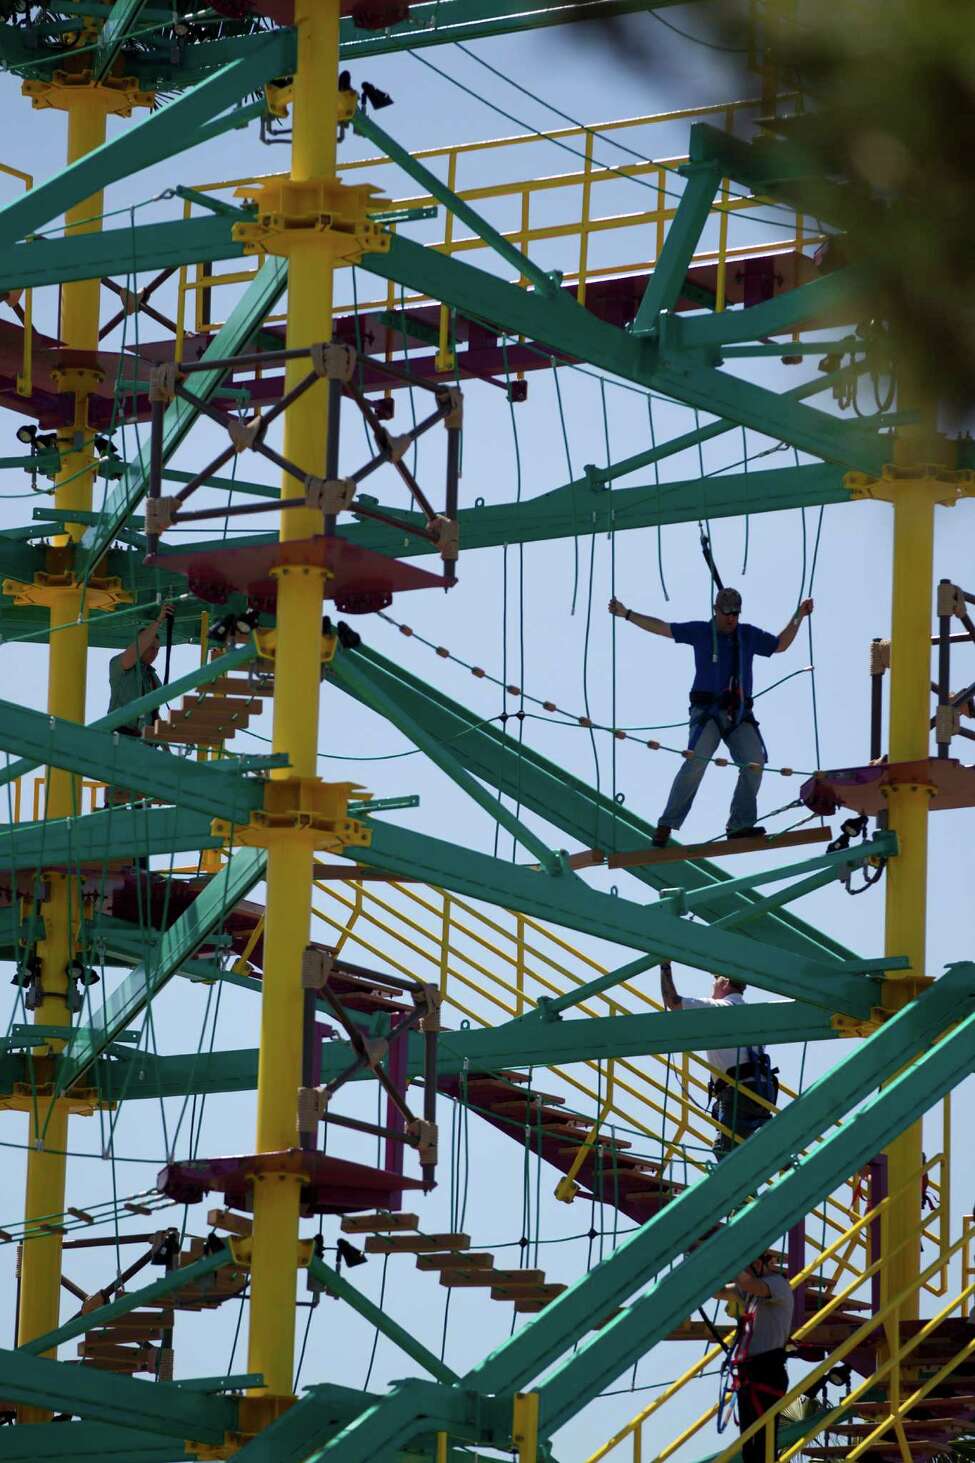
609, 586, 813, 844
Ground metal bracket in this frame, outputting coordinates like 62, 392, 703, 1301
144, 496, 178, 535
305, 476, 356, 514
310, 341, 357, 382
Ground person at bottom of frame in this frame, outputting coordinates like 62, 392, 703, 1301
659, 960, 778, 1160
717, 1251, 795, 1463
609, 586, 813, 845
105, 603, 173, 806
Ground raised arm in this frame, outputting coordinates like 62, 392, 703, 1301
118, 603, 173, 670
775, 598, 813, 653
660, 959, 682, 1010
609, 597, 673, 638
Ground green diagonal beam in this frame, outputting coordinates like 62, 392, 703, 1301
329, 651, 559, 872
0, 697, 263, 823
0, 1346, 237, 1441
329, 645, 855, 965
363, 234, 886, 473
0, 805, 220, 873
461, 961, 974, 1400
630, 161, 721, 333
306, 1256, 458, 1385
0, 32, 293, 251
0, 214, 245, 292
19, 1247, 237, 1357
77, 255, 289, 577
354, 109, 557, 297
667, 266, 867, 350
0, 1420, 191, 1461
352, 818, 878, 1015
92, 0, 152, 81
535, 977, 975, 1431
57, 846, 267, 1090
0, 638, 260, 790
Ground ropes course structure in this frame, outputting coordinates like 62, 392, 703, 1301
0, 3, 972, 1462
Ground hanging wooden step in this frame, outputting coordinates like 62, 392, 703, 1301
440, 1268, 545, 1289
606, 826, 831, 869
341, 1212, 420, 1234
365, 1232, 470, 1255
415, 1252, 494, 1272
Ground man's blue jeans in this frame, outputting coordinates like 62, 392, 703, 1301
659, 708, 766, 833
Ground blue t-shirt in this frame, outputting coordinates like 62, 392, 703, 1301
670, 620, 778, 701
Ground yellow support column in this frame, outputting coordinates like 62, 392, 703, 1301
246, 0, 341, 1398
17, 93, 106, 1386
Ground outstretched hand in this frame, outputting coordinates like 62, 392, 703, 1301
609, 597, 628, 618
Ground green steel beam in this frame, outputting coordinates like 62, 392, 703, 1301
330, 645, 856, 966
0, 1347, 237, 1441
339, 0, 697, 57
672, 831, 897, 912
362, 235, 886, 473
229, 1383, 384, 1463
688, 123, 862, 233
0, 638, 259, 789
79, 254, 288, 576
0, 34, 293, 251
92, 0, 151, 81
0, 805, 220, 872
355, 110, 558, 297
664, 267, 867, 350
0, 698, 263, 823
536, 980, 975, 1431
0, 1421, 191, 1461
630, 162, 721, 333
304, 1380, 507, 1463
458, 962, 975, 1402
57, 846, 267, 1090
352, 818, 879, 1015
319, 1000, 839, 1086
95, 1046, 260, 1101
19, 1248, 236, 1357
0, 214, 245, 292
343, 461, 850, 561
329, 652, 560, 872
306, 1256, 458, 1385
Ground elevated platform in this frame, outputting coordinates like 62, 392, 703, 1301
559, 826, 832, 871
145, 535, 450, 615
801, 758, 975, 816
158, 1150, 425, 1216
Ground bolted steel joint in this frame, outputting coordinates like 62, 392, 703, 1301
869, 638, 890, 675
145, 496, 178, 535
310, 341, 357, 382
363, 1035, 388, 1070
149, 362, 180, 404
227, 416, 265, 454
407, 1118, 438, 1166
937, 580, 965, 618
301, 945, 334, 993
382, 430, 411, 464
436, 384, 464, 430
935, 704, 961, 743
297, 1085, 326, 1129
305, 476, 356, 514
430, 515, 459, 558
417, 983, 442, 1033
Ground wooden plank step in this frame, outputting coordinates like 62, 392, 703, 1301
207, 677, 273, 696
146, 726, 225, 747
515, 1297, 563, 1313
207, 1208, 252, 1236
341, 1212, 420, 1234
416, 1252, 494, 1272
180, 695, 260, 714
365, 1233, 470, 1255
440, 1268, 544, 1289
491, 1102, 572, 1121
606, 827, 831, 869
87, 1313, 173, 1338
491, 1282, 567, 1301
556, 1140, 633, 1155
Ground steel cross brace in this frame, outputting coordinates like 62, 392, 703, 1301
78, 255, 289, 576
0, 805, 221, 873
329, 644, 856, 966
351, 818, 880, 1015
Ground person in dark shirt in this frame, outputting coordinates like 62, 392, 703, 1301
609, 587, 813, 843
107, 603, 173, 737
716, 1251, 795, 1463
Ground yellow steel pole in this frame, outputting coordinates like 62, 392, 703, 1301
878, 411, 942, 1327
17, 95, 106, 1404
246, 0, 339, 1397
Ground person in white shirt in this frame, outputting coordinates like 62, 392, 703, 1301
660, 961, 778, 1160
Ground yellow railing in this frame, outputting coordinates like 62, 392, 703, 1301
310, 874, 926, 1297
176, 95, 816, 347
586, 1154, 953, 1463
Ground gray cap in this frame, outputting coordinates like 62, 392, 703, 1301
714, 586, 742, 613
